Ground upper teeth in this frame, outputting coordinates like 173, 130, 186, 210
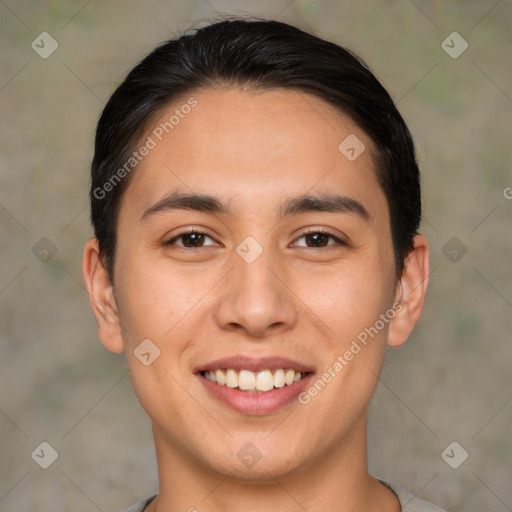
203, 369, 304, 392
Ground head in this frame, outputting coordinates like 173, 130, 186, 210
83, 18, 428, 481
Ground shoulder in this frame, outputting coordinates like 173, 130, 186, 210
121, 494, 157, 512
379, 479, 448, 512
120, 483, 448, 512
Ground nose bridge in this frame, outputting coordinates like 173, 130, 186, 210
234, 239, 283, 311
237, 246, 279, 297
215, 239, 297, 337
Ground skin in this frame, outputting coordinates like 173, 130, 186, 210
83, 87, 429, 512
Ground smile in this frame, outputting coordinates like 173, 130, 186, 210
195, 356, 315, 414
201, 368, 306, 393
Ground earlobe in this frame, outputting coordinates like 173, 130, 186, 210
82, 238, 125, 353
387, 235, 430, 348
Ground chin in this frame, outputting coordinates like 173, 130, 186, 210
201, 442, 306, 482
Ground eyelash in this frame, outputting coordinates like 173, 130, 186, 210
164, 228, 347, 250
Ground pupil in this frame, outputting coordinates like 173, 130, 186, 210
308, 233, 327, 247
184, 233, 203, 247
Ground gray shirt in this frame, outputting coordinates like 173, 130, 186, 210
122, 479, 447, 511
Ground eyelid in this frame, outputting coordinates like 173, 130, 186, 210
164, 227, 348, 249
164, 228, 221, 247
291, 228, 347, 247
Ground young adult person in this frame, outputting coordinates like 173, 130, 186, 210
82, 18, 446, 512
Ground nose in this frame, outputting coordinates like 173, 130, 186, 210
214, 248, 298, 339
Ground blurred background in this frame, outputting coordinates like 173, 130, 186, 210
0, 1, 510, 511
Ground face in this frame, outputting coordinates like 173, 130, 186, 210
87, 87, 422, 480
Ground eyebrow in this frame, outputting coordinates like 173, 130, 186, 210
139, 191, 370, 223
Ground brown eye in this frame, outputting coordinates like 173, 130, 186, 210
165, 231, 216, 248
293, 231, 346, 248
181, 232, 205, 247
305, 232, 329, 247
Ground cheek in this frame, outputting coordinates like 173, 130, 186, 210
298, 258, 394, 343
114, 246, 206, 346
113, 252, 207, 425
294, 256, 394, 404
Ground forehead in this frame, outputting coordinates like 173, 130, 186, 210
121, 87, 386, 220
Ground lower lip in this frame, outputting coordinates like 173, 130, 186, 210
197, 373, 315, 415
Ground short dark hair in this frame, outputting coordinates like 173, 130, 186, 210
90, 17, 421, 281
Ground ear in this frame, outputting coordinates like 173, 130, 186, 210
82, 238, 125, 353
387, 234, 430, 348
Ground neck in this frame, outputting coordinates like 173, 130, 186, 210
146, 410, 399, 512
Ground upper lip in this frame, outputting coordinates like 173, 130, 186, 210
194, 356, 315, 374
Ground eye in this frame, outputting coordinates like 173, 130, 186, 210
165, 230, 218, 248
292, 230, 346, 248
164, 229, 345, 250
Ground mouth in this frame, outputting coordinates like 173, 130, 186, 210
195, 357, 315, 415
200, 368, 309, 393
